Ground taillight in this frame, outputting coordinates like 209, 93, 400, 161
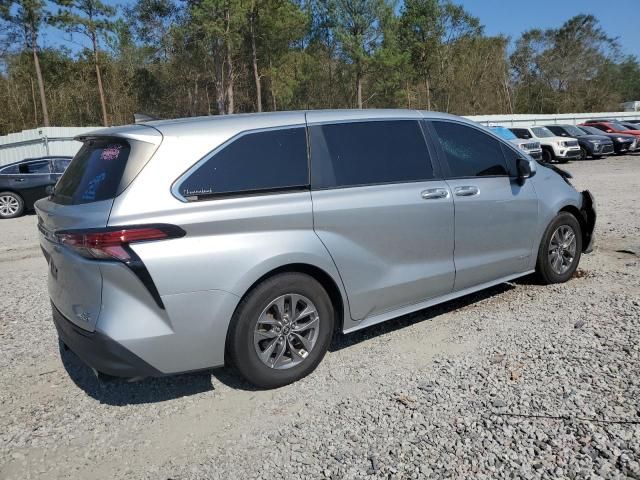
56, 225, 185, 262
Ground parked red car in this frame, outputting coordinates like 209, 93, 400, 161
580, 121, 640, 138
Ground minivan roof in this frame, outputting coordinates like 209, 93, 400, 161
79, 109, 477, 139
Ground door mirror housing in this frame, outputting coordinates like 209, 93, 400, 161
516, 158, 536, 185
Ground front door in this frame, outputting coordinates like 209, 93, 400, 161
307, 113, 455, 321
427, 120, 539, 291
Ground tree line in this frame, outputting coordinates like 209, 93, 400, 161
1, 0, 639, 135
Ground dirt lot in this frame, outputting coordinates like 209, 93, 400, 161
1, 155, 639, 479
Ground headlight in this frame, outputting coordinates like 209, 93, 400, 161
517, 144, 527, 150
560, 141, 570, 147
616, 137, 628, 142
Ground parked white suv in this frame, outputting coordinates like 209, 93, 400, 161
509, 126, 581, 163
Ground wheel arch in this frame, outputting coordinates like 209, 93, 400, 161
225, 262, 347, 357
558, 204, 589, 252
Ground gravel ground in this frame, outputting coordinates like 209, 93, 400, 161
0, 155, 639, 480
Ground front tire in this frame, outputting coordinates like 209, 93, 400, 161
0, 191, 24, 219
579, 146, 588, 160
535, 212, 582, 284
227, 272, 335, 388
542, 149, 553, 164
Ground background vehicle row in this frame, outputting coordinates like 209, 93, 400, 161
0, 156, 71, 219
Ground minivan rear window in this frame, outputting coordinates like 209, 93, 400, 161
53, 139, 131, 205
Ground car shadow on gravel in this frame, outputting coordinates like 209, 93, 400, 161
60, 346, 216, 405
60, 282, 518, 400
329, 282, 515, 353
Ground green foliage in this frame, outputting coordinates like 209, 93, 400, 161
0, 1, 638, 134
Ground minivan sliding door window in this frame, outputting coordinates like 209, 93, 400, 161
309, 120, 435, 189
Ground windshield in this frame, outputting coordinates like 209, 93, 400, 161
531, 127, 555, 138
562, 125, 585, 137
609, 122, 629, 130
53, 139, 131, 205
490, 126, 517, 141
580, 126, 603, 135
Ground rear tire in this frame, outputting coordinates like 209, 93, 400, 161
0, 191, 24, 219
535, 212, 582, 284
227, 272, 335, 388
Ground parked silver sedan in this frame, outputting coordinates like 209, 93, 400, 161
35, 110, 595, 388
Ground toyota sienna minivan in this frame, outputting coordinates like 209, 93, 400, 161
35, 110, 596, 388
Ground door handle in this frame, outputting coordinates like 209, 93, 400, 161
13, 178, 26, 182
421, 188, 449, 200
454, 186, 480, 197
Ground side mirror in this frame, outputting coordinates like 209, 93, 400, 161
606, 129, 613, 133
516, 158, 536, 185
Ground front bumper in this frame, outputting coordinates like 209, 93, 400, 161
52, 302, 162, 378
556, 148, 581, 159
528, 150, 543, 160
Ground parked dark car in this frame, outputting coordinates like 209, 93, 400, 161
577, 126, 637, 154
545, 124, 614, 159
580, 121, 640, 138
0, 156, 72, 219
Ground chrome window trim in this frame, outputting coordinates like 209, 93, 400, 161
171, 124, 308, 203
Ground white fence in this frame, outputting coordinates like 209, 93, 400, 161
2, 110, 640, 166
466, 111, 640, 126
0, 127, 98, 167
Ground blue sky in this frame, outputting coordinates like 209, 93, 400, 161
458, 0, 639, 58
41, 0, 640, 59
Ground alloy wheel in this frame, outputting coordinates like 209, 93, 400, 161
253, 293, 320, 369
548, 225, 577, 275
0, 195, 20, 217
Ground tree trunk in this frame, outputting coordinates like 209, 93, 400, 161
30, 26, 49, 127
91, 32, 109, 126
225, 9, 234, 114
356, 69, 363, 109
269, 58, 277, 111
30, 77, 39, 125
250, 9, 262, 112
215, 61, 226, 114
425, 76, 431, 111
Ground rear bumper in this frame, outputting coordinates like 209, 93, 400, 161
52, 302, 162, 378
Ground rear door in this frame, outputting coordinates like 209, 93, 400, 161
427, 120, 538, 291
15, 159, 53, 206
307, 113, 455, 321
36, 128, 162, 331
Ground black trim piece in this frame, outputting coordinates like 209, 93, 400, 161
580, 190, 596, 254
185, 184, 310, 202
52, 302, 162, 378
125, 248, 166, 310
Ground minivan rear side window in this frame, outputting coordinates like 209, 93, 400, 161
53, 139, 131, 205
431, 121, 509, 178
177, 127, 308, 200
309, 120, 434, 189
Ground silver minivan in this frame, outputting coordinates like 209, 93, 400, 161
35, 110, 595, 388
